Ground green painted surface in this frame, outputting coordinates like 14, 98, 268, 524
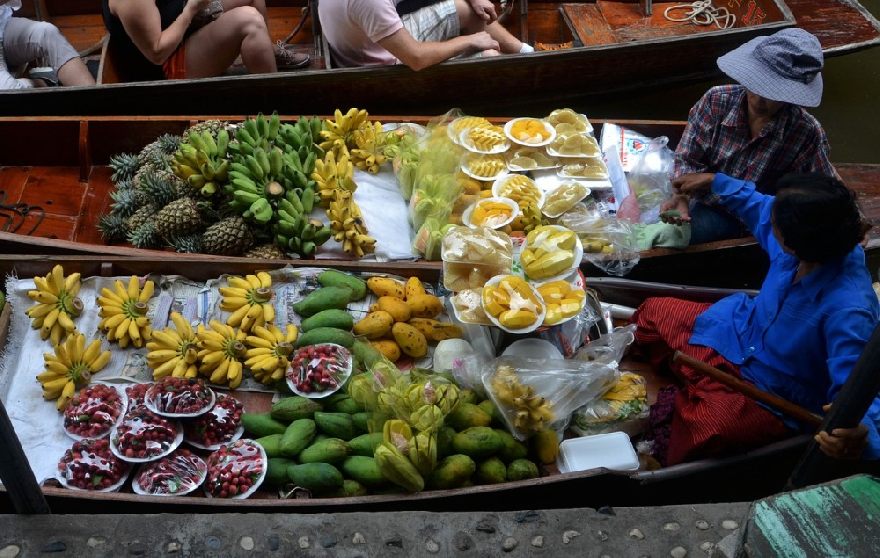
750, 476, 880, 557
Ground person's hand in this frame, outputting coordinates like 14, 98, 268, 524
815, 404, 868, 460
672, 172, 715, 196
659, 195, 691, 225
468, 31, 500, 53
186, 0, 211, 14
469, 0, 498, 23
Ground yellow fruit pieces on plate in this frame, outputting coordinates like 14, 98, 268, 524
558, 158, 609, 181
463, 197, 519, 229
447, 116, 492, 145
504, 118, 556, 147
492, 174, 544, 207
521, 225, 583, 282
461, 153, 508, 181
541, 181, 591, 218
546, 108, 593, 135
481, 275, 546, 333
537, 280, 587, 326
460, 125, 510, 154
506, 148, 559, 171
547, 134, 600, 158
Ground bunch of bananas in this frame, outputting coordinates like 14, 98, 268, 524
98, 276, 155, 348
146, 312, 199, 380
350, 121, 388, 174
219, 272, 274, 333
319, 108, 370, 159
327, 190, 376, 258
278, 117, 324, 164
490, 365, 554, 435
37, 333, 110, 410
244, 324, 298, 385
514, 200, 544, 233
228, 113, 280, 156
172, 128, 230, 197
312, 149, 357, 207
25, 265, 82, 345
196, 320, 247, 388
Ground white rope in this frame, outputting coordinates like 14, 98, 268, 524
664, 0, 736, 29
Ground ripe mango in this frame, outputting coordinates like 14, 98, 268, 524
407, 318, 463, 342
405, 276, 427, 300
367, 277, 405, 299
406, 294, 443, 319
376, 296, 411, 322
391, 322, 427, 358
353, 311, 394, 340
370, 339, 401, 362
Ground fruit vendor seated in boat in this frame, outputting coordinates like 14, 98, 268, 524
103, 0, 309, 81
318, 0, 532, 71
0, 0, 95, 88
662, 28, 836, 244
638, 172, 879, 466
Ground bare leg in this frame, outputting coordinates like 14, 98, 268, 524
57, 56, 95, 86
454, 0, 522, 53
185, 6, 276, 77
222, 0, 268, 21
485, 22, 521, 53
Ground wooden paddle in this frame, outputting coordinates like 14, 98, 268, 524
672, 351, 824, 428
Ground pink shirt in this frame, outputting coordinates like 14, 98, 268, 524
319, 0, 404, 67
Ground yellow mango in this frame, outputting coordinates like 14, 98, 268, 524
392, 322, 428, 358
377, 296, 411, 323
353, 311, 394, 340
370, 339, 401, 362
405, 277, 426, 300
367, 277, 405, 299
408, 318, 464, 342
407, 294, 443, 319
499, 309, 537, 329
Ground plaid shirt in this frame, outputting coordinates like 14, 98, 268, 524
674, 85, 835, 194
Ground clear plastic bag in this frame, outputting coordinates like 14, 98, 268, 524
560, 203, 640, 276
570, 372, 650, 437
573, 324, 636, 366
482, 356, 619, 440
627, 136, 674, 224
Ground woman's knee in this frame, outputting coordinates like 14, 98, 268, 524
223, 6, 268, 37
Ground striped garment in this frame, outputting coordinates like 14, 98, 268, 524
673, 85, 835, 194
401, 0, 459, 43
634, 297, 790, 465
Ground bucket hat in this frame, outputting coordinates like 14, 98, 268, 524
717, 28, 824, 107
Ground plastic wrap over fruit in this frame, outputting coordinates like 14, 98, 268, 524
133, 449, 208, 496
409, 430, 438, 476
559, 203, 640, 277
481, 357, 618, 440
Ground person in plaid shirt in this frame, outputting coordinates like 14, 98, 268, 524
664, 29, 836, 244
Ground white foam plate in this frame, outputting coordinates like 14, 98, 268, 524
541, 183, 592, 218
462, 197, 520, 230
504, 118, 557, 147
131, 452, 208, 497
204, 440, 267, 500
110, 420, 184, 464
61, 383, 128, 442
286, 343, 353, 399
145, 385, 216, 419
557, 432, 639, 473
482, 275, 546, 334
492, 175, 546, 209
520, 225, 584, 285
459, 128, 510, 155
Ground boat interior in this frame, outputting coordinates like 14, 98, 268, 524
20, 0, 804, 83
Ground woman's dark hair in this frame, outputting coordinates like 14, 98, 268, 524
772, 173, 871, 262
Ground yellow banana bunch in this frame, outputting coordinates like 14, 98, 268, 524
219, 272, 274, 333
319, 107, 369, 158
25, 264, 83, 346
244, 324, 298, 385
146, 312, 199, 380
196, 320, 247, 388
490, 365, 554, 435
98, 276, 155, 348
350, 121, 387, 174
37, 332, 111, 410
327, 190, 376, 258
312, 149, 357, 207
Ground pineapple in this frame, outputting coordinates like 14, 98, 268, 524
201, 216, 254, 255
155, 133, 182, 156
126, 222, 161, 249
125, 205, 157, 233
183, 120, 228, 143
109, 153, 139, 182
110, 188, 140, 218
244, 244, 287, 260
169, 232, 204, 253
97, 214, 128, 243
136, 170, 182, 208
155, 197, 202, 239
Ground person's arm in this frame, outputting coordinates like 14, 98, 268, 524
377, 28, 498, 71
792, 125, 838, 179
468, 0, 498, 22
820, 307, 880, 460
672, 91, 716, 178
112, 0, 207, 65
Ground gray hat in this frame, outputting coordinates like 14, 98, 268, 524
717, 28, 824, 107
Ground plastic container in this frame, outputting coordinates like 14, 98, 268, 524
131, 449, 208, 497
481, 275, 546, 334
459, 127, 510, 154
441, 225, 514, 267
462, 197, 520, 230
492, 175, 546, 208
61, 383, 128, 441
461, 153, 508, 182
56, 438, 131, 492
556, 432, 639, 473
145, 377, 216, 419
504, 118, 557, 147
450, 288, 493, 324
501, 339, 564, 360
547, 134, 600, 158
204, 439, 267, 499
286, 343, 353, 399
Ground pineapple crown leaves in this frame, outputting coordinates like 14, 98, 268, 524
109, 152, 140, 183
97, 213, 128, 243
137, 170, 183, 208
109, 187, 141, 218
168, 232, 204, 254
126, 222, 161, 249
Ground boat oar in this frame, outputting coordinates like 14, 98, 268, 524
672, 351, 823, 427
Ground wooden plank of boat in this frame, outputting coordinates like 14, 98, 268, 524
2, 0, 878, 116
0, 255, 812, 512
0, 115, 877, 289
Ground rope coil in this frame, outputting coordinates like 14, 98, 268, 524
664, 0, 737, 29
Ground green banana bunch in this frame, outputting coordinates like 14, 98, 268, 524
227, 112, 280, 157
172, 128, 230, 197
272, 191, 331, 257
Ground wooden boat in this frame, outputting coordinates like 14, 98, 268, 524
0, 114, 878, 289
2, 0, 879, 116
0, 255, 827, 514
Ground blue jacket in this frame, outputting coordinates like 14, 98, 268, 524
690, 173, 880, 458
